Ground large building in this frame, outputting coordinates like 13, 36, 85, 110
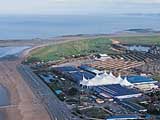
124, 76, 159, 91
125, 76, 158, 85
80, 71, 133, 87
93, 84, 141, 99
53, 66, 158, 91
53, 66, 142, 99
53, 65, 158, 100
80, 68, 158, 91
53, 66, 95, 84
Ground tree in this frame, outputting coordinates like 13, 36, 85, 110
67, 87, 79, 96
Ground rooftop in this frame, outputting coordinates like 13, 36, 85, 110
106, 115, 139, 120
70, 71, 95, 83
54, 66, 79, 73
94, 84, 141, 99
124, 76, 157, 84
79, 65, 102, 74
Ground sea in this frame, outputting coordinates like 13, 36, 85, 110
0, 14, 160, 58
0, 46, 30, 59
0, 14, 160, 40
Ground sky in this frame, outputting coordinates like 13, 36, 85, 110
0, 0, 160, 15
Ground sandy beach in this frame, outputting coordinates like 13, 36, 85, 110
0, 45, 51, 120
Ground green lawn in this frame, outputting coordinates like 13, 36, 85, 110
27, 35, 160, 63
153, 74, 160, 81
27, 38, 113, 62
112, 35, 160, 45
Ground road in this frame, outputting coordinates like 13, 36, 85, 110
18, 64, 77, 120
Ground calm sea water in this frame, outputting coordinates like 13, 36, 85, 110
0, 14, 160, 40
0, 46, 30, 58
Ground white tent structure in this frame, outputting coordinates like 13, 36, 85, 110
120, 77, 133, 87
80, 71, 133, 87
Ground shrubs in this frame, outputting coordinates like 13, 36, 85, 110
67, 87, 79, 96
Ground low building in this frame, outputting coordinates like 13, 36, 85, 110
55, 90, 63, 95
124, 76, 158, 90
125, 76, 158, 85
95, 98, 104, 104
70, 71, 95, 84
119, 100, 147, 113
53, 66, 95, 84
95, 53, 112, 61
39, 73, 55, 83
106, 115, 143, 120
79, 65, 102, 75
53, 66, 79, 74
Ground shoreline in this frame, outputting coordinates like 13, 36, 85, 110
0, 41, 51, 120
0, 32, 160, 47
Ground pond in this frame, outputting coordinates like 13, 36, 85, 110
124, 45, 150, 52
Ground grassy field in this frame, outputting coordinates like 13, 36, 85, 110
27, 38, 113, 62
112, 35, 160, 45
153, 74, 160, 81
27, 35, 160, 62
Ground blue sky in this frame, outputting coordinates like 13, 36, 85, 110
0, 0, 160, 15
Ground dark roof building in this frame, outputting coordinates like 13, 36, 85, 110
70, 71, 95, 84
106, 115, 140, 120
54, 66, 79, 73
120, 100, 147, 113
93, 84, 141, 99
53, 66, 95, 84
79, 65, 102, 74
124, 76, 157, 85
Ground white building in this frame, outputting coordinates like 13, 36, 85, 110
80, 71, 158, 91
80, 71, 133, 87
95, 54, 112, 61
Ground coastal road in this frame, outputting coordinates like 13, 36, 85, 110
18, 65, 77, 120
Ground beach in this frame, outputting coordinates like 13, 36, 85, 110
0, 45, 51, 120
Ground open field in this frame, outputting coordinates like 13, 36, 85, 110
27, 35, 160, 62
153, 74, 160, 81
112, 35, 160, 45
28, 38, 113, 62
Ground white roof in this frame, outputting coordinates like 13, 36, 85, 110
80, 71, 133, 87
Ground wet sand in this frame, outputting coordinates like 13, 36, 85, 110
0, 85, 10, 106
0, 85, 10, 120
